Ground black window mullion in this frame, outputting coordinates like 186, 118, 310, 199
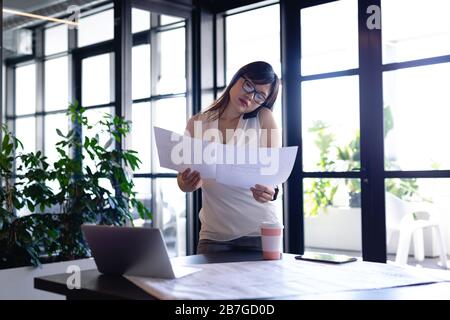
185, 12, 197, 255
72, 40, 115, 60
385, 170, 450, 179
133, 30, 151, 46
133, 173, 178, 179
302, 171, 361, 179
300, 68, 360, 82
281, 0, 302, 254
0, 0, 3, 132
189, 7, 204, 254
36, 28, 45, 153
150, 12, 159, 227
358, 0, 385, 263
132, 92, 186, 105
382, 54, 450, 72
71, 50, 82, 163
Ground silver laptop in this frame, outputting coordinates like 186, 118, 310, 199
81, 224, 201, 279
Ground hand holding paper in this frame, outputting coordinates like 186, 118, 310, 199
153, 126, 298, 189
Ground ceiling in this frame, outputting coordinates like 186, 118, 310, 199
3, 0, 64, 12
1, 0, 268, 30
2, 0, 106, 30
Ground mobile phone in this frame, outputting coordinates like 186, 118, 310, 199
295, 252, 357, 264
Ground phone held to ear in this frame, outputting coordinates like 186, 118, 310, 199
295, 252, 357, 264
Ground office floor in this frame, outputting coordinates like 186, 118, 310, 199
306, 247, 449, 270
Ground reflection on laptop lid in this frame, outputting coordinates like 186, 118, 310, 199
81, 224, 201, 279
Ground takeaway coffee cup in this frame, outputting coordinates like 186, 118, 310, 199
260, 222, 284, 260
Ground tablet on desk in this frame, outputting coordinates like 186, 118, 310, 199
295, 252, 357, 264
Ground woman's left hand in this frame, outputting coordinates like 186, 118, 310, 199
250, 184, 275, 203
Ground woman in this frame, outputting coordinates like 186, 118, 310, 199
177, 61, 281, 254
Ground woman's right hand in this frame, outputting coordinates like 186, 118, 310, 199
177, 168, 202, 192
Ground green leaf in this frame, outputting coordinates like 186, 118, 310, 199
27, 200, 35, 212
104, 138, 113, 150
2, 134, 10, 150
56, 129, 65, 138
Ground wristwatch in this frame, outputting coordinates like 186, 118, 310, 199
271, 186, 279, 201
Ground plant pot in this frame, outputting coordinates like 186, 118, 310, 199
0, 213, 92, 269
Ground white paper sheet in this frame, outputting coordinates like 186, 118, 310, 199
153, 126, 298, 188
153, 126, 216, 179
215, 146, 298, 189
125, 254, 450, 300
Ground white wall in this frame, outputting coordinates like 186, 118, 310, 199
0, 258, 96, 300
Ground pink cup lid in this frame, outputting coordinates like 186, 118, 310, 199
260, 222, 284, 229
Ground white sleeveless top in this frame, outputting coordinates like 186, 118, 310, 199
197, 112, 280, 241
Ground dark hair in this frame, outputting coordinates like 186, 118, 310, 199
203, 61, 280, 120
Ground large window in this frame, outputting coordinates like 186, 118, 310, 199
294, 0, 450, 267
131, 8, 187, 257
3, 3, 188, 257
225, 4, 282, 131
225, 4, 283, 223
300, 0, 362, 258
381, 0, 450, 266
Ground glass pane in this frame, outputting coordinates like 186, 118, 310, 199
152, 97, 186, 173
382, 0, 450, 64
45, 24, 68, 55
272, 84, 283, 135
385, 178, 450, 268
15, 63, 36, 116
304, 178, 362, 256
132, 8, 150, 33
15, 117, 36, 155
383, 63, 450, 171
82, 53, 113, 107
78, 9, 113, 47
45, 56, 68, 111
154, 178, 186, 257
45, 112, 69, 166
226, 5, 281, 83
160, 14, 184, 26
132, 102, 151, 174
301, 0, 358, 76
132, 44, 151, 100
132, 178, 152, 226
156, 28, 186, 94
201, 91, 215, 111
302, 76, 360, 172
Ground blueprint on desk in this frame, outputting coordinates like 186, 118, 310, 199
125, 254, 450, 300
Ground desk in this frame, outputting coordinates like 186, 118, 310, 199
34, 251, 450, 300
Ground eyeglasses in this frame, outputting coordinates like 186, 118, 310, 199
241, 78, 267, 105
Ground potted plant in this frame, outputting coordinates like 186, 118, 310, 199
1, 103, 152, 298
0, 123, 60, 268
336, 130, 360, 207
304, 121, 338, 217
1, 102, 152, 268
49, 102, 152, 261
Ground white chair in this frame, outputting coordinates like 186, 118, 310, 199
385, 192, 448, 268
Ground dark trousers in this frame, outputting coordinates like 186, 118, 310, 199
197, 236, 262, 254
